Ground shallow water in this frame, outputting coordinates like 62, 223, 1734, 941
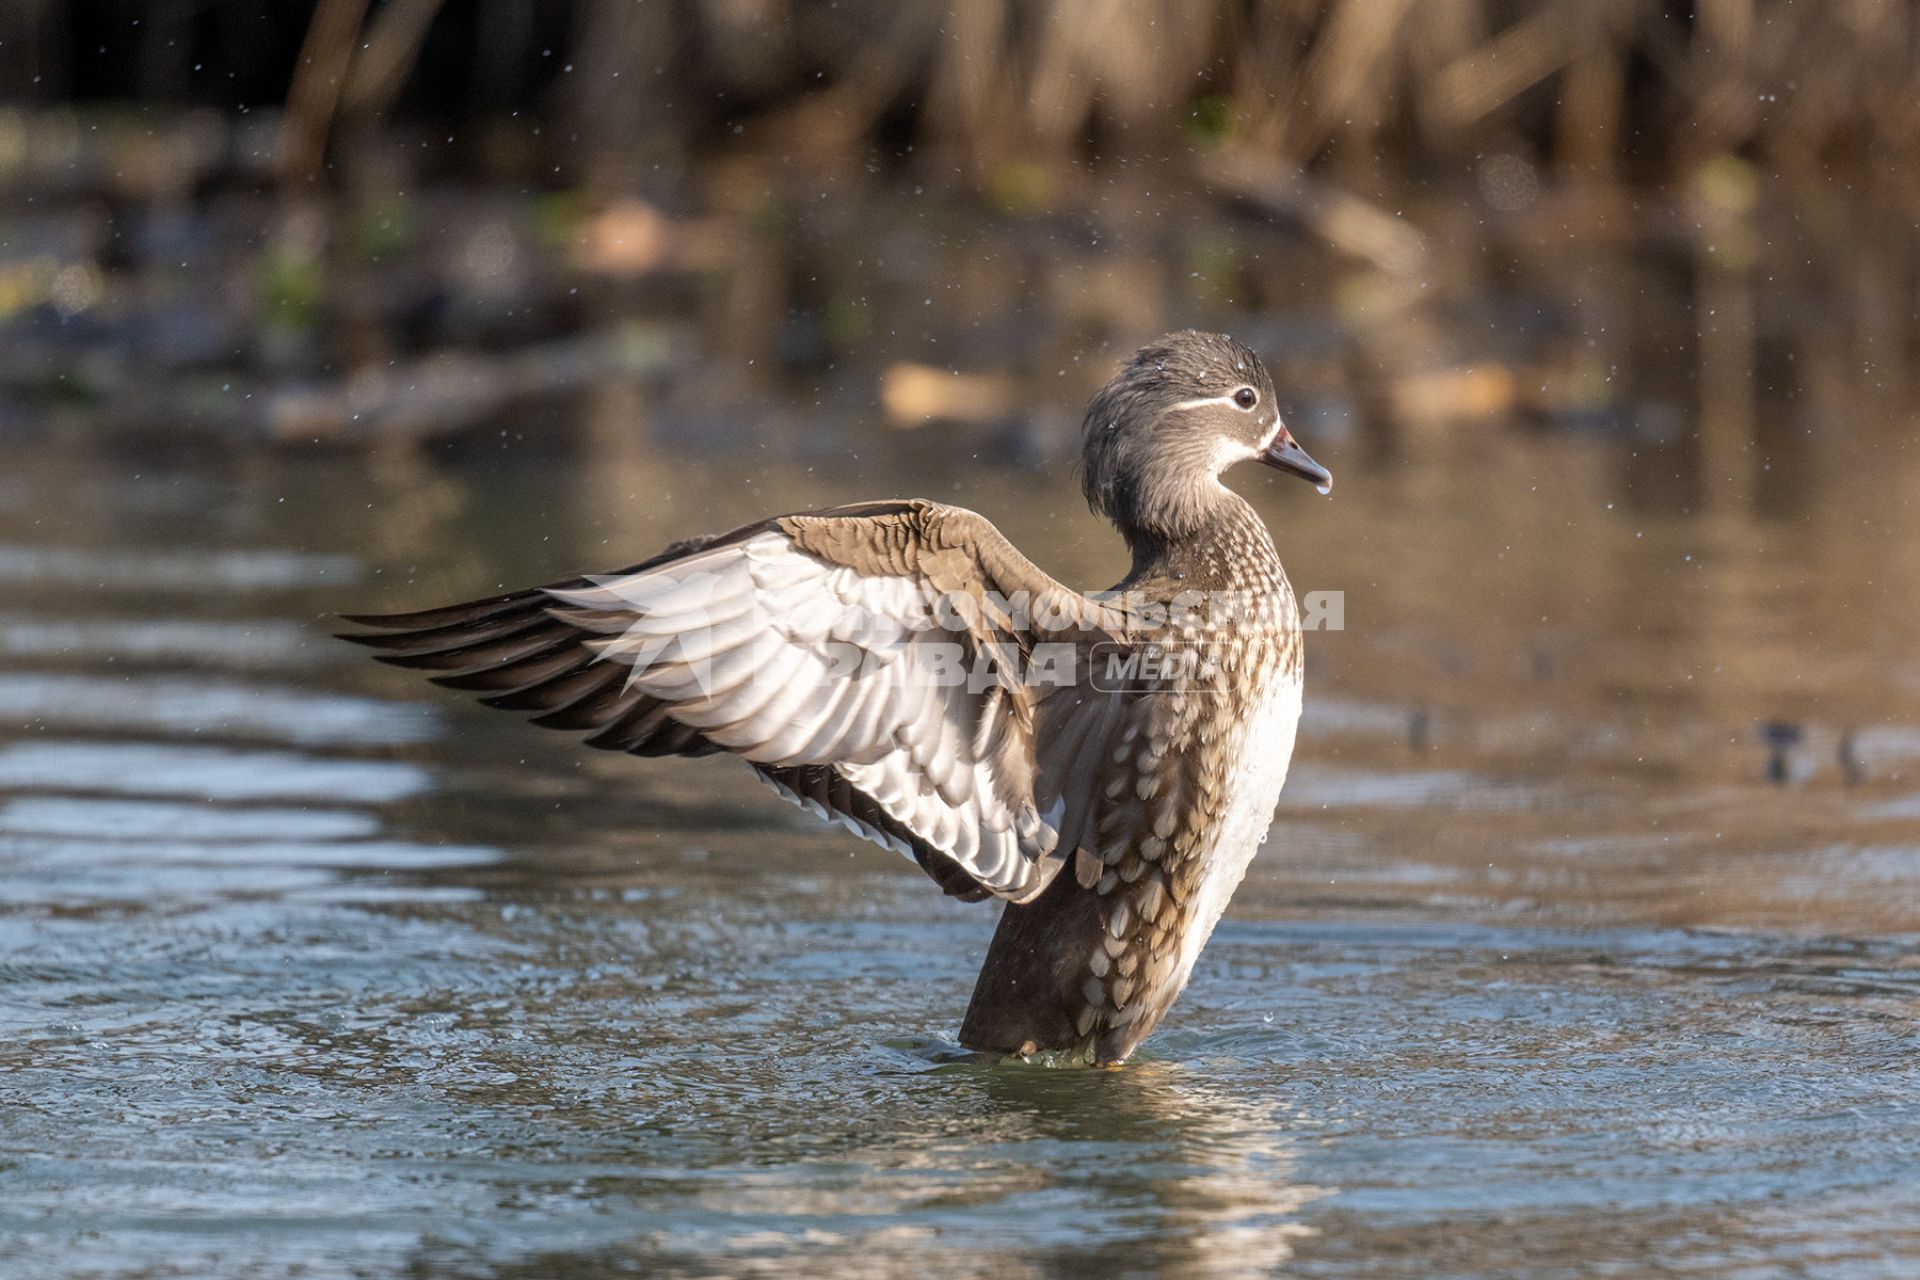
2, 426, 1918, 1278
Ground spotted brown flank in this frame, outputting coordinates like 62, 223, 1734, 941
342, 330, 1330, 1065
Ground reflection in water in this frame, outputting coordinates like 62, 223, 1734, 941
0, 672, 440, 747
0, 740, 433, 802
0, 795, 380, 840
959, 1062, 1330, 1279
0, 543, 360, 591
0, 616, 324, 667
738, 1061, 1321, 1278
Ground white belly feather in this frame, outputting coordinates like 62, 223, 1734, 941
1174, 673, 1303, 982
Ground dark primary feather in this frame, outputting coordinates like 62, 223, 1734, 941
341, 579, 727, 757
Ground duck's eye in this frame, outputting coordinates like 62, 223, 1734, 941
1232, 387, 1258, 410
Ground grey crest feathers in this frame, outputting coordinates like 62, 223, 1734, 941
1079, 331, 1279, 549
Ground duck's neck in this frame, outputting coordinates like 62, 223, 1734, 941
1120, 485, 1281, 589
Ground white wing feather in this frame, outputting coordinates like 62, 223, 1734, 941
547, 530, 1058, 896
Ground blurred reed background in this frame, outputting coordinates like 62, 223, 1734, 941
0, 0, 1914, 480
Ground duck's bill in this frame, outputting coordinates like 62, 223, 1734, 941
1260, 431, 1333, 493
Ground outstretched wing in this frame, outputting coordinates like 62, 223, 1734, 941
342, 500, 1128, 903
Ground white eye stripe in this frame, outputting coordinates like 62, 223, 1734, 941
1171, 395, 1285, 445
1167, 393, 1247, 413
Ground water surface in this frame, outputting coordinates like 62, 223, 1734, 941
2, 429, 1917, 1278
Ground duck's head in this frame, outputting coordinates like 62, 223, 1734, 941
1080, 330, 1330, 546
